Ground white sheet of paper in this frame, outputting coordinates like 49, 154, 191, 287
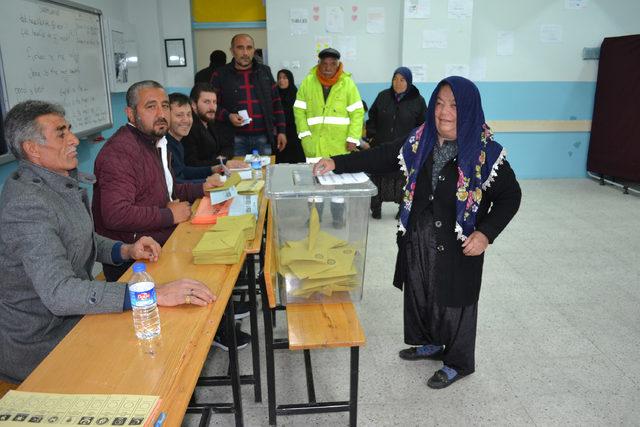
408, 65, 427, 82
445, 64, 469, 78
366, 7, 385, 34
448, 0, 473, 19
317, 172, 370, 186
497, 31, 514, 56
290, 8, 309, 35
315, 36, 333, 55
325, 6, 344, 33
422, 29, 447, 49
470, 57, 487, 81
335, 36, 357, 61
540, 24, 563, 43
209, 186, 238, 205
405, 0, 430, 19
238, 109, 252, 125
238, 170, 253, 180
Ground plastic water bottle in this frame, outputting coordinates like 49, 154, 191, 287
128, 262, 161, 340
250, 149, 262, 179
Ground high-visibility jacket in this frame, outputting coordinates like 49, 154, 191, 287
293, 67, 364, 157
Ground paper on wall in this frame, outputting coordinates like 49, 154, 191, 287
445, 64, 469, 78
448, 0, 473, 19
497, 31, 514, 56
335, 36, 357, 61
405, 0, 430, 19
565, 0, 587, 10
325, 6, 344, 33
422, 29, 447, 49
290, 8, 309, 35
315, 36, 333, 55
407, 65, 427, 82
366, 7, 385, 34
540, 24, 563, 43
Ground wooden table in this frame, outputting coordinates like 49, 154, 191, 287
18, 220, 247, 427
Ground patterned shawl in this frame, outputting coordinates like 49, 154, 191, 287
397, 76, 506, 240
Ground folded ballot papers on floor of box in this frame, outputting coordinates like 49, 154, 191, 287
265, 164, 377, 304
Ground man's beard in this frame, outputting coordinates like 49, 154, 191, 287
136, 115, 168, 138
197, 110, 216, 123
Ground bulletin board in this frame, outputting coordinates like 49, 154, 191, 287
265, 0, 403, 84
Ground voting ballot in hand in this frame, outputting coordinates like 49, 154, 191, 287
278, 203, 359, 298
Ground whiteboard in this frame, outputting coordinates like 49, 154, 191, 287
0, 0, 112, 163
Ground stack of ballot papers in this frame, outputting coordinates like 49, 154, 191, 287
210, 213, 257, 241
278, 205, 360, 298
235, 179, 264, 194
192, 230, 245, 264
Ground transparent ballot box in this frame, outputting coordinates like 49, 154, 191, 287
265, 164, 377, 305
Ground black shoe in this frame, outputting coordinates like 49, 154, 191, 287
233, 300, 250, 320
395, 211, 400, 220
213, 326, 251, 351
427, 367, 467, 389
371, 209, 381, 219
398, 345, 443, 361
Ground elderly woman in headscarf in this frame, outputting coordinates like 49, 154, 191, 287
366, 67, 427, 219
313, 76, 521, 389
275, 69, 306, 163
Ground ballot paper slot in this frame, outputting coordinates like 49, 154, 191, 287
291, 169, 316, 187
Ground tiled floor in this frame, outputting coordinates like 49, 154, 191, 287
186, 178, 640, 426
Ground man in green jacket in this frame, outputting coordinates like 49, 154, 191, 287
294, 48, 365, 158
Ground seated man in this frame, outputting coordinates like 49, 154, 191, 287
93, 80, 217, 282
182, 83, 235, 167
0, 100, 215, 383
167, 92, 246, 183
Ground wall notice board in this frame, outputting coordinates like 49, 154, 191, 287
0, 0, 112, 165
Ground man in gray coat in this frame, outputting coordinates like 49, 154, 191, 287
0, 101, 215, 384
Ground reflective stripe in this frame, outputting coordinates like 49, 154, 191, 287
307, 117, 324, 125
346, 100, 364, 112
346, 136, 360, 145
323, 116, 350, 125
294, 99, 307, 109
298, 131, 312, 139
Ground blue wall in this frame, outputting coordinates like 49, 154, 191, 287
0, 81, 595, 191
357, 81, 595, 179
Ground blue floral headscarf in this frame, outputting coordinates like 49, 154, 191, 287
397, 76, 506, 240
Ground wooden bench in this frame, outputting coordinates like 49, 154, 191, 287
261, 206, 365, 426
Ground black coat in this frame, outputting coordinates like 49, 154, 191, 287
333, 141, 521, 307
366, 85, 427, 146
182, 114, 233, 166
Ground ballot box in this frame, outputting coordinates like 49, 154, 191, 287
265, 164, 377, 305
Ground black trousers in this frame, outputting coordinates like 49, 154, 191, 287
102, 262, 133, 283
402, 212, 478, 376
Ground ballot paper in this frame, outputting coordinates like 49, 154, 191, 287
238, 109, 252, 125
236, 179, 265, 194
192, 230, 245, 264
229, 194, 259, 217
317, 171, 370, 185
209, 186, 238, 205
0, 391, 160, 426
210, 213, 257, 241
278, 204, 360, 298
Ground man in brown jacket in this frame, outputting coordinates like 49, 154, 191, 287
93, 80, 215, 281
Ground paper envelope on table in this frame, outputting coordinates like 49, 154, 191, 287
192, 230, 244, 264
236, 179, 265, 194
210, 213, 256, 240
191, 197, 232, 225
206, 172, 241, 192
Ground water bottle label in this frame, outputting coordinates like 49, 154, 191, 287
128, 281, 157, 308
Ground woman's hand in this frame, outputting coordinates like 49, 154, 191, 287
312, 158, 336, 176
156, 278, 216, 307
461, 231, 489, 256
122, 236, 161, 262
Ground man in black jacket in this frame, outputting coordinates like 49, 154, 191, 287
211, 34, 287, 156
181, 83, 234, 167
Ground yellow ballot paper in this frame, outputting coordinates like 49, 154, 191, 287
0, 391, 160, 426
236, 179, 265, 194
192, 230, 245, 264
206, 172, 241, 192
278, 205, 360, 298
210, 213, 257, 241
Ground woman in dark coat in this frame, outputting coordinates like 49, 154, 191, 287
313, 76, 521, 389
366, 67, 427, 219
275, 69, 306, 163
